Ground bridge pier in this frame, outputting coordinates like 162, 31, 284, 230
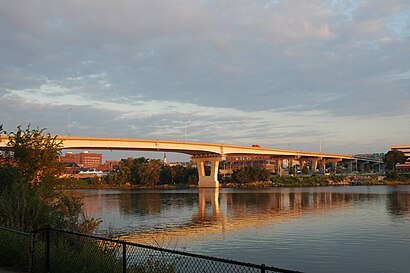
311, 159, 318, 175
192, 155, 223, 188
347, 160, 353, 173
276, 159, 284, 176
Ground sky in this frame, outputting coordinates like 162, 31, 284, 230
1, 0, 409, 161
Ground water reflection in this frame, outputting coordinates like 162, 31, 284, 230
197, 188, 220, 219
387, 191, 410, 218
74, 187, 410, 273
75, 187, 410, 235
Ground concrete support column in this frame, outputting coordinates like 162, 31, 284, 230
197, 161, 205, 177
276, 159, 282, 176
193, 157, 222, 188
311, 159, 318, 175
289, 158, 294, 175
331, 162, 337, 173
347, 161, 353, 173
300, 159, 306, 174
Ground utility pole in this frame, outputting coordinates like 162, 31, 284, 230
68, 108, 72, 136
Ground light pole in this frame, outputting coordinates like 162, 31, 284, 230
67, 108, 72, 136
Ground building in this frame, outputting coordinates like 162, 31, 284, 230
390, 144, 410, 174
390, 145, 410, 158
396, 163, 410, 173
221, 155, 276, 174
59, 151, 102, 169
98, 160, 120, 172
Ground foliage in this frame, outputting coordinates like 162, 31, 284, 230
107, 158, 198, 187
0, 228, 31, 270
160, 165, 173, 184
270, 175, 349, 186
139, 160, 162, 187
0, 125, 99, 233
6, 125, 63, 185
231, 165, 271, 184
385, 170, 401, 181
384, 150, 407, 171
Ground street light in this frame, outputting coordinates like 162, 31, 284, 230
67, 108, 72, 136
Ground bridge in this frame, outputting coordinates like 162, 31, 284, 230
0, 135, 379, 187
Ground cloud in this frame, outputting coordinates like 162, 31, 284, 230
1, 0, 410, 155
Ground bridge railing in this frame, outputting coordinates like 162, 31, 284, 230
0, 226, 302, 273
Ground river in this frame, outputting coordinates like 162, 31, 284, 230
70, 186, 410, 273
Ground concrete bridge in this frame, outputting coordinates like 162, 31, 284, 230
0, 135, 379, 187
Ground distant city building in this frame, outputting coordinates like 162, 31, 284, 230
163, 153, 168, 165
221, 155, 276, 174
59, 151, 102, 169
390, 145, 410, 173
390, 145, 410, 158
169, 161, 191, 167
98, 160, 120, 172
62, 162, 81, 175
396, 163, 410, 173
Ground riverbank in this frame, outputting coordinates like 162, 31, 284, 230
56, 175, 410, 190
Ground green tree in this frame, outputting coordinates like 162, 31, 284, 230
6, 125, 63, 185
0, 125, 99, 233
171, 165, 187, 184
231, 165, 271, 184
232, 167, 249, 184
384, 150, 407, 172
138, 160, 161, 186
160, 165, 173, 184
185, 166, 198, 185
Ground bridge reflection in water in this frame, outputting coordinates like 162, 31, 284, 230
74, 187, 410, 273
100, 188, 409, 246
197, 188, 221, 219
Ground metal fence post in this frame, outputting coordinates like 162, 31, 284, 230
261, 263, 266, 273
46, 226, 50, 273
122, 241, 127, 273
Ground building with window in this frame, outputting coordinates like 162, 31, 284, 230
59, 151, 102, 169
391, 144, 410, 173
221, 155, 276, 174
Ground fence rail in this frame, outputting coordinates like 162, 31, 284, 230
0, 226, 302, 273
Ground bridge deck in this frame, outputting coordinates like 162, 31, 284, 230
0, 135, 354, 160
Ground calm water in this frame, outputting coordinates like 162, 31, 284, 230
71, 186, 410, 273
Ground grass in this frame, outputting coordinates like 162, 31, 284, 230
0, 228, 31, 271
1, 227, 178, 273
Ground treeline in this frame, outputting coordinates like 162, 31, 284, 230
224, 165, 271, 184
105, 157, 198, 187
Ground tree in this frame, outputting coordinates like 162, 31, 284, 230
6, 125, 63, 185
0, 125, 99, 233
160, 164, 173, 184
138, 160, 161, 187
384, 150, 407, 172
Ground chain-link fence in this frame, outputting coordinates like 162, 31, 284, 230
0, 226, 32, 271
1, 226, 302, 273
